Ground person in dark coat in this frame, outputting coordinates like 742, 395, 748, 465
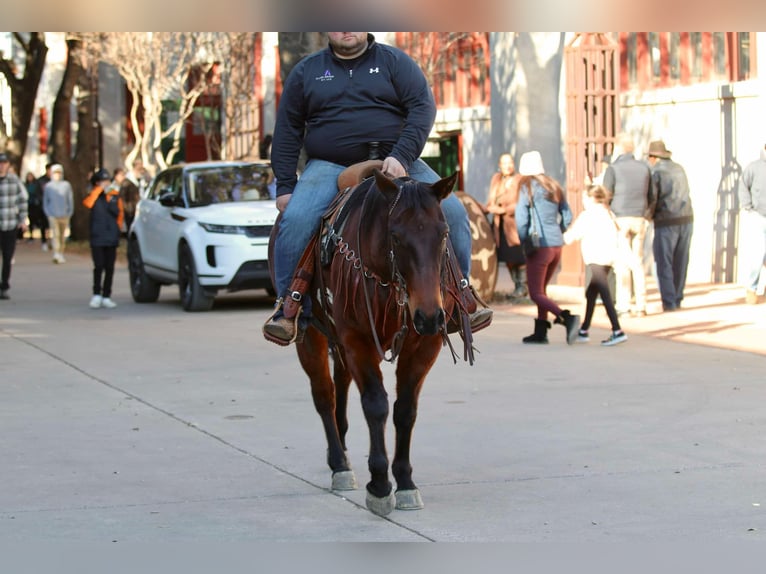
646, 140, 694, 312
82, 168, 124, 309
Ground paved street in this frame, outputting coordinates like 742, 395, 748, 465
1, 240, 765, 542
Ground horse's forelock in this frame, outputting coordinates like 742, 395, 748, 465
390, 178, 440, 216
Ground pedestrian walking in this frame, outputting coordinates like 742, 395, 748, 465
646, 140, 694, 312
82, 168, 124, 309
0, 153, 28, 300
737, 143, 766, 304
603, 133, 653, 317
43, 164, 74, 264
564, 184, 628, 346
516, 150, 580, 344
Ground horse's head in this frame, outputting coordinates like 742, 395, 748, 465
372, 169, 458, 336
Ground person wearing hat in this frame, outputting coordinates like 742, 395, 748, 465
83, 168, 124, 309
42, 163, 74, 264
0, 152, 28, 300
646, 139, 694, 312
515, 150, 580, 344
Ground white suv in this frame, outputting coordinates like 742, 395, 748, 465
127, 160, 278, 311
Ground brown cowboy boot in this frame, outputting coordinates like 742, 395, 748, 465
263, 240, 317, 345
447, 278, 493, 334
262, 294, 303, 346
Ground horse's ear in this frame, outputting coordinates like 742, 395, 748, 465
431, 171, 458, 202
373, 168, 400, 201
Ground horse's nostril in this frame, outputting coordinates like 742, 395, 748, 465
413, 308, 445, 335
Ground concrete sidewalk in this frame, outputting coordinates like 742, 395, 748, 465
2, 239, 766, 544
492, 267, 766, 356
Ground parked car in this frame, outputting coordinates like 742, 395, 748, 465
127, 160, 278, 311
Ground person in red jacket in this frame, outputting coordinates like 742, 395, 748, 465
82, 168, 124, 309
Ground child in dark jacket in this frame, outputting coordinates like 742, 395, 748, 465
83, 168, 124, 309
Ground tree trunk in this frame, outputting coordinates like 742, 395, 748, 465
50, 34, 99, 241
0, 33, 48, 174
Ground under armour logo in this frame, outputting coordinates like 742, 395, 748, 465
369, 67, 380, 74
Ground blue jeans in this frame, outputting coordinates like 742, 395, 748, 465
653, 222, 693, 310
273, 158, 472, 302
740, 210, 766, 293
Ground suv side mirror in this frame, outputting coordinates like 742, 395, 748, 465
158, 190, 180, 207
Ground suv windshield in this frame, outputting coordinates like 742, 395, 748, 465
185, 164, 274, 207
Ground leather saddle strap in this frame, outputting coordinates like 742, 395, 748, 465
282, 233, 319, 320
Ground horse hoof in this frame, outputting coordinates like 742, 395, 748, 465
366, 490, 396, 516
395, 489, 424, 510
331, 470, 357, 491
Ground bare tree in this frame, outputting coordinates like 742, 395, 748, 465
0, 32, 48, 173
212, 33, 258, 160
396, 32, 490, 105
277, 33, 324, 84
94, 32, 220, 173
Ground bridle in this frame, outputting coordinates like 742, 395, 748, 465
358, 178, 409, 363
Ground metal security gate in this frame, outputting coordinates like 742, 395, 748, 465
560, 33, 619, 285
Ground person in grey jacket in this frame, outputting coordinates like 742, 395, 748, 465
737, 143, 766, 304
603, 133, 654, 316
42, 164, 74, 264
647, 140, 694, 312
516, 151, 580, 344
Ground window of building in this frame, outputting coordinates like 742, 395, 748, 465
670, 32, 680, 80
620, 32, 757, 90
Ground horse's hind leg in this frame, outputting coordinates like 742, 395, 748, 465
297, 328, 355, 491
391, 339, 442, 510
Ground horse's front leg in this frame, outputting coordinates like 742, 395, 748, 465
297, 328, 354, 491
344, 340, 394, 516
391, 337, 442, 510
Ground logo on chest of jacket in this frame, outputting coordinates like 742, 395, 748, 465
369, 67, 380, 74
316, 70, 335, 82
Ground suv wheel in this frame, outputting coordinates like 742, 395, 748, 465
178, 243, 214, 312
128, 238, 161, 303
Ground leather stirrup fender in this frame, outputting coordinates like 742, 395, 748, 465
282, 234, 319, 320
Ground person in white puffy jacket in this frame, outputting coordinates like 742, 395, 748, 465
564, 184, 628, 347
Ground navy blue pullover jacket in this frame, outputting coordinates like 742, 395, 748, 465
271, 34, 436, 198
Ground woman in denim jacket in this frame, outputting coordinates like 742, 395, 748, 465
516, 151, 579, 344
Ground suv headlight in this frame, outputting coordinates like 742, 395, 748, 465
198, 222, 247, 234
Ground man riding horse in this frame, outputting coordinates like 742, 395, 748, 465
264, 32, 492, 344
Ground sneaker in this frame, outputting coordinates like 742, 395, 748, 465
89, 295, 103, 309
42, 243, 48, 252
100, 297, 117, 309
58, 255, 66, 263
576, 329, 589, 343
601, 331, 628, 346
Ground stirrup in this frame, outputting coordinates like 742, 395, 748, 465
262, 297, 303, 346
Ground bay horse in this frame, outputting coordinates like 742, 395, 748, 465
269, 168, 466, 516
